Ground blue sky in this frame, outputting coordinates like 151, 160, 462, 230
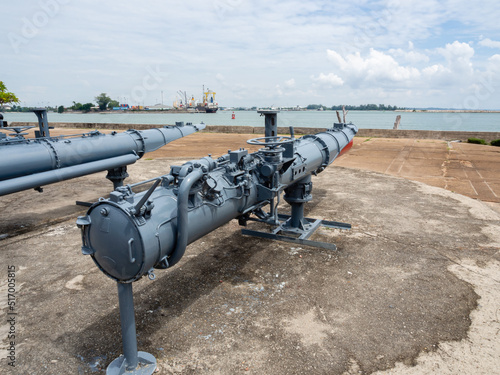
1, 0, 500, 109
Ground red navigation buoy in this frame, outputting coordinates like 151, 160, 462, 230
232, 112, 235, 120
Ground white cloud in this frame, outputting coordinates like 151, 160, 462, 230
321, 39, 500, 107
437, 41, 475, 62
422, 64, 450, 76
311, 73, 344, 87
326, 50, 348, 70
486, 54, 500, 76
1, 1, 500, 108
479, 38, 500, 49
389, 48, 430, 64
326, 48, 421, 85
488, 54, 500, 63
284, 78, 296, 88
436, 41, 475, 75
275, 84, 284, 97
446, 0, 500, 31
421, 64, 455, 86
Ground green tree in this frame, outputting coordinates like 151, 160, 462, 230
95, 93, 111, 111
307, 104, 322, 110
71, 101, 83, 110
108, 100, 119, 109
57, 105, 65, 113
81, 103, 93, 113
0, 81, 20, 107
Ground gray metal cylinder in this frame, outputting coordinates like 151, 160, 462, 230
0, 123, 205, 196
78, 123, 357, 283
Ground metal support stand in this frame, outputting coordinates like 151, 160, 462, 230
242, 176, 350, 250
257, 109, 279, 138
107, 282, 156, 375
75, 165, 128, 207
241, 215, 350, 251
106, 166, 129, 190
32, 108, 51, 138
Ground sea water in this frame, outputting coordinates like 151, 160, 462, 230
4, 110, 500, 132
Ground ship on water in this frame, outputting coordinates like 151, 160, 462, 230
197, 87, 218, 113
173, 86, 218, 113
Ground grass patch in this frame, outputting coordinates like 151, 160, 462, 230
490, 139, 500, 147
467, 138, 487, 145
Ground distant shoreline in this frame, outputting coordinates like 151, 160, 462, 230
5, 109, 500, 115
5, 110, 499, 133
395, 109, 500, 113
9, 121, 500, 142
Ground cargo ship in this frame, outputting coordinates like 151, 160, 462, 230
196, 87, 218, 113
173, 86, 219, 113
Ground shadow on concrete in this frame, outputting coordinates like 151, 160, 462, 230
62, 231, 267, 364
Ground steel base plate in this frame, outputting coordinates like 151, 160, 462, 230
242, 215, 351, 251
106, 351, 156, 375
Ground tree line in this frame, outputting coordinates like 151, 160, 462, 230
2, 81, 405, 114
1, 85, 120, 113
307, 104, 403, 111
65, 93, 119, 113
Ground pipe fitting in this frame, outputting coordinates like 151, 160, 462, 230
167, 168, 205, 267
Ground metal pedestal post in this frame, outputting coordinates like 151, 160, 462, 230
75, 167, 129, 206
107, 282, 156, 375
285, 202, 309, 231
257, 109, 279, 138
106, 166, 130, 190
33, 108, 51, 138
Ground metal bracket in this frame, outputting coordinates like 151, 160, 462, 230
33, 108, 51, 138
241, 214, 350, 251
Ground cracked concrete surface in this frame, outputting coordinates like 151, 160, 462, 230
372, 259, 500, 375
1, 157, 499, 374
1, 130, 499, 374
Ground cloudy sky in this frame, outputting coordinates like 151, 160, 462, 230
1, 0, 500, 109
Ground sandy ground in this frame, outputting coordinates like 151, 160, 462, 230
0, 128, 499, 374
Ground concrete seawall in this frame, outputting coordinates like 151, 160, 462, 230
10, 122, 500, 142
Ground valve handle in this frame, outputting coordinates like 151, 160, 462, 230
246, 136, 294, 147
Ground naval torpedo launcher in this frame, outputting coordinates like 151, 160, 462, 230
77, 110, 357, 374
